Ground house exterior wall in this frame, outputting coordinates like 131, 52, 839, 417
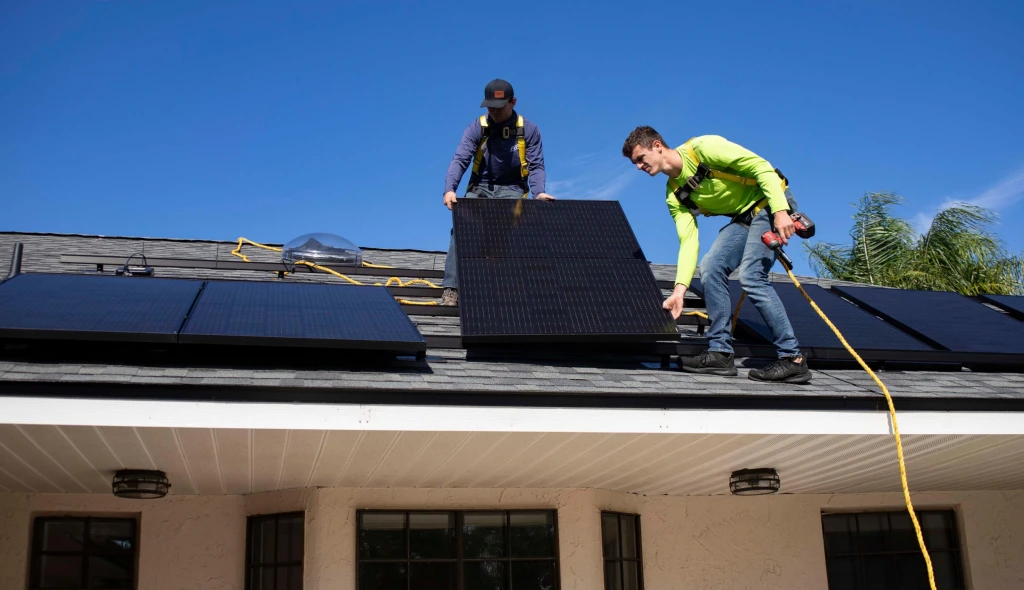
2, 488, 1022, 590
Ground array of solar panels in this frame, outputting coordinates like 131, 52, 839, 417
0, 273, 426, 355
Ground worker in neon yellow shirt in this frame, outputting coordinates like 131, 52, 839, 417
622, 126, 811, 383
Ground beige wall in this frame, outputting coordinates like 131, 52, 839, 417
2, 488, 1022, 590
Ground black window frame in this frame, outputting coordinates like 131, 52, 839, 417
820, 509, 966, 590
600, 511, 644, 590
29, 515, 139, 590
245, 511, 305, 590
355, 509, 561, 589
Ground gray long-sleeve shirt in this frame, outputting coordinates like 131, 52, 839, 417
443, 111, 546, 196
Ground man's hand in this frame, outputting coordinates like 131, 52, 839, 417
663, 284, 687, 319
444, 191, 458, 210
773, 210, 796, 245
536, 193, 555, 200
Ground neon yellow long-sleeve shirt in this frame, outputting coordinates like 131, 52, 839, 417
666, 135, 790, 287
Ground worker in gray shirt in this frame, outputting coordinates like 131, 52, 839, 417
440, 79, 554, 306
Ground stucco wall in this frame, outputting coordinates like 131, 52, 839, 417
2, 488, 1022, 590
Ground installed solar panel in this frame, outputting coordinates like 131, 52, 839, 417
717, 282, 933, 355
179, 280, 426, 352
831, 285, 1024, 354
453, 199, 678, 344
0, 273, 201, 343
978, 294, 1024, 322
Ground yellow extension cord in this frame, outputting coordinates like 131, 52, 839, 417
230, 238, 440, 305
234, 236, 936, 589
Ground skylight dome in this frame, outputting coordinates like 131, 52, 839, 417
281, 232, 362, 267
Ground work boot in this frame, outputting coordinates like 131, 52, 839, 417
747, 354, 812, 384
677, 350, 738, 376
440, 288, 458, 306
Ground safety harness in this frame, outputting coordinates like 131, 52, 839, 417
467, 115, 529, 194
667, 138, 788, 226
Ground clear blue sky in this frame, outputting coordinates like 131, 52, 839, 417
2, 0, 1023, 278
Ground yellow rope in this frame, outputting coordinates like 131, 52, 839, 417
778, 261, 936, 590
230, 238, 440, 305
731, 291, 746, 333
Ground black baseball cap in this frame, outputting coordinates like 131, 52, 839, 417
480, 79, 514, 108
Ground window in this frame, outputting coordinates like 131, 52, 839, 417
30, 516, 137, 589
821, 510, 966, 590
357, 510, 559, 589
246, 512, 304, 590
601, 512, 643, 590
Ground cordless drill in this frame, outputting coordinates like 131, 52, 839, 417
761, 212, 815, 268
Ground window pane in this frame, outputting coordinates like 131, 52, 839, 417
464, 561, 507, 590
410, 562, 455, 590
510, 512, 555, 558
824, 556, 860, 590
921, 512, 955, 551
359, 513, 406, 559
620, 515, 637, 559
863, 555, 897, 590
604, 561, 622, 590
359, 563, 406, 590
601, 514, 620, 559
895, 553, 926, 590
87, 554, 133, 589
410, 512, 454, 559
288, 565, 302, 590
931, 552, 962, 590
38, 555, 82, 588
888, 511, 918, 552
42, 520, 85, 552
623, 561, 639, 590
278, 516, 303, 563
276, 565, 290, 590
258, 518, 277, 564
88, 520, 134, 555
856, 513, 889, 552
260, 566, 277, 590
512, 560, 556, 590
463, 513, 507, 559
822, 514, 857, 555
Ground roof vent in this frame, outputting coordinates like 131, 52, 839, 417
282, 233, 362, 267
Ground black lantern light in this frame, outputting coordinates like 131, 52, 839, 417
729, 468, 780, 496
112, 469, 171, 499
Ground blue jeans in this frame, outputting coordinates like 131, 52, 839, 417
699, 189, 801, 358
442, 184, 526, 289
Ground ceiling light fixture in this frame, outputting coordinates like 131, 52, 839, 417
729, 468, 780, 496
112, 469, 171, 499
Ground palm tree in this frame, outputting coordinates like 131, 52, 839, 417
804, 192, 1024, 296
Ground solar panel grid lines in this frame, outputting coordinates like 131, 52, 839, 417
0, 273, 203, 343
179, 280, 426, 351
830, 285, 1024, 354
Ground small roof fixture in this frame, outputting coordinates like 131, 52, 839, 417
112, 469, 171, 499
282, 233, 362, 267
729, 468, 780, 496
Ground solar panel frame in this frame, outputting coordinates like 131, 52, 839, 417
977, 294, 1024, 322
452, 199, 680, 345
0, 273, 203, 344
831, 285, 1024, 355
178, 279, 426, 353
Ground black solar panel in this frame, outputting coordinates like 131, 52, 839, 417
179, 280, 426, 352
978, 294, 1024, 322
831, 286, 1024, 354
725, 282, 933, 354
0, 273, 202, 343
453, 199, 678, 344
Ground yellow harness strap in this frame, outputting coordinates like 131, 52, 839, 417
680, 138, 788, 216
470, 115, 529, 195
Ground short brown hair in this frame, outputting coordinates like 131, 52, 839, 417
621, 125, 668, 158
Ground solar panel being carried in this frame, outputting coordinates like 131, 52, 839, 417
453, 199, 678, 344
179, 280, 426, 353
688, 281, 934, 361
977, 294, 1024, 322
0, 273, 202, 343
831, 285, 1024, 357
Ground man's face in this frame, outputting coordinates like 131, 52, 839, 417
487, 98, 516, 123
630, 142, 666, 176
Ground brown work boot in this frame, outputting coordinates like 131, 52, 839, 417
440, 288, 458, 306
